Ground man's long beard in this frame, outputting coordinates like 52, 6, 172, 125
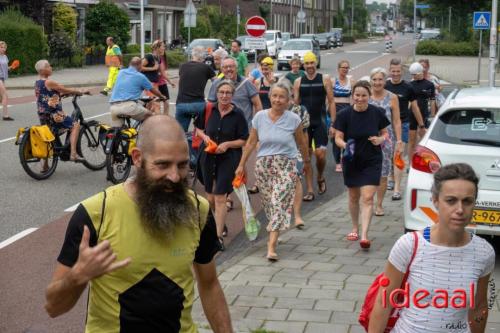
135, 165, 196, 238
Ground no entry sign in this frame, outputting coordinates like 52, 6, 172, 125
246, 16, 267, 38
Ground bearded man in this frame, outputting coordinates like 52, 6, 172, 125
45, 115, 233, 333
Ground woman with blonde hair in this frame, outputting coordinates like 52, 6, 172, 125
0, 41, 14, 120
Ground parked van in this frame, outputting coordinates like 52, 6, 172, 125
263, 30, 283, 58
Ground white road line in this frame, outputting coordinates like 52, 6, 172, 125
86, 112, 110, 120
0, 136, 16, 144
345, 50, 379, 54
0, 105, 13, 108
64, 203, 80, 212
0, 228, 38, 250
351, 53, 386, 71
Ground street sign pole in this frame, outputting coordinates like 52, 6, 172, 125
413, 0, 416, 62
489, 0, 498, 87
236, 4, 240, 38
140, 0, 144, 58
478, 30, 483, 84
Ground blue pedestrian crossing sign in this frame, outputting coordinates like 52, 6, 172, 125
473, 12, 491, 30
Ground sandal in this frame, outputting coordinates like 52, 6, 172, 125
346, 232, 359, 241
295, 223, 305, 230
318, 178, 327, 195
226, 198, 233, 212
360, 240, 371, 249
218, 237, 225, 252
70, 155, 86, 163
266, 253, 279, 262
335, 164, 342, 173
374, 210, 385, 217
2, 116, 14, 121
392, 192, 402, 201
303, 192, 315, 202
387, 180, 395, 191
248, 185, 259, 194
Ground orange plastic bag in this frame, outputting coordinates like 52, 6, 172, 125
10, 59, 20, 70
394, 151, 405, 170
232, 174, 246, 188
204, 139, 218, 154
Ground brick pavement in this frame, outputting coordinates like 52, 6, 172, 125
192, 178, 500, 333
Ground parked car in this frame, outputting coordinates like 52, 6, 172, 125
264, 30, 283, 58
299, 34, 320, 48
404, 87, 500, 235
419, 29, 442, 40
185, 38, 226, 58
236, 35, 268, 62
375, 26, 386, 34
276, 38, 321, 70
281, 32, 295, 44
316, 33, 333, 49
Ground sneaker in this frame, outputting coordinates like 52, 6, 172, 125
100, 90, 108, 96
387, 180, 395, 191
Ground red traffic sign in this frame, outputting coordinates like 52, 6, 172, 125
246, 16, 267, 38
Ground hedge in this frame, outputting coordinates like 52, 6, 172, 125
417, 40, 477, 56
0, 9, 47, 74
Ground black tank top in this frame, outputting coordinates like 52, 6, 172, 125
258, 77, 276, 109
299, 73, 327, 125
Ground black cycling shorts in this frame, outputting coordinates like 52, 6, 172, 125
409, 111, 429, 130
307, 121, 328, 149
158, 84, 170, 100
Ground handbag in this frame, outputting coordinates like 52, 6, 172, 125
358, 231, 419, 332
191, 102, 213, 149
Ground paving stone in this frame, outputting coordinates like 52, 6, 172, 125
311, 233, 343, 241
337, 264, 377, 275
218, 271, 240, 281
310, 271, 349, 282
349, 324, 369, 333
241, 265, 282, 275
277, 268, 316, 278
344, 282, 371, 291
246, 307, 289, 320
247, 281, 284, 288
271, 275, 308, 285
296, 253, 334, 263
284, 283, 325, 289
330, 255, 367, 265
239, 256, 271, 266
232, 318, 264, 332
288, 309, 332, 323
262, 320, 307, 333
298, 288, 338, 299
361, 258, 387, 267
266, 260, 309, 270
330, 311, 361, 325
224, 264, 249, 274
224, 285, 263, 297
303, 262, 341, 272
336, 289, 368, 301
285, 236, 322, 246
234, 272, 273, 282
324, 248, 359, 256
304, 322, 350, 333
315, 300, 356, 311
233, 295, 275, 308
294, 245, 328, 254
228, 306, 251, 320
274, 297, 315, 310
260, 286, 301, 298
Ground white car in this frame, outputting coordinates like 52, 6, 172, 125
404, 87, 500, 235
264, 30, 283, 58
276, 39, 321, 70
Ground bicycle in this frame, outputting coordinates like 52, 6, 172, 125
16, 94, 106, 180
103, 97, 164, 184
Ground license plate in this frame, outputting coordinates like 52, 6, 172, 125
472, 209, 500, 224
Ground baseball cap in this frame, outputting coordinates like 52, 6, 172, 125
409, 62, 424, 75
260, 57, 274, 66
303, 51, 317, 63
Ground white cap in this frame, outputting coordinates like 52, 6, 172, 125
409, 62, 424, 75
359, 75, 370, 82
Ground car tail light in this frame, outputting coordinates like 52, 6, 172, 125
410, 189, 417, 211
412, 145, 441, 174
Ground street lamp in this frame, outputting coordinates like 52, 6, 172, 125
351, 0, 354, 36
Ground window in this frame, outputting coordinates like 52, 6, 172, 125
430, 108, 500, 147
144, 11, 153, 43
157, 13, 165, 41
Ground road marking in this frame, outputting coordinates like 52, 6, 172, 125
0, 105, 13, 108
0, 136, 16, 143
351, 53, 386, 71
0, 228, 38, 250
345, 50, 379, 54
65, 203, 80, 212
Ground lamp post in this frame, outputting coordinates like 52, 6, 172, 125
413, 0, 416, 62
140, 0, 144, 58
351, 0, 354, 36
489, 0, 498, 86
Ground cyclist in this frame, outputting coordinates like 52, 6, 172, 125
34, 59, 89, 163
109, 57, 166, 127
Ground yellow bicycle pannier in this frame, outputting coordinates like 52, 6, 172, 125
30, 125, 55, 158
120, 128, 137, 156
16, 127, 33, 159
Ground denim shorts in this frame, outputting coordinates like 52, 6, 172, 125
401, 122, 409, 143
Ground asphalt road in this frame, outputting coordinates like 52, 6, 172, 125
0, 35, 417, 332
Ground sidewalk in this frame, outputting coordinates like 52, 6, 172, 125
5, 65, 179, 90
405, 55, 500, 86
192, 180, 500, 333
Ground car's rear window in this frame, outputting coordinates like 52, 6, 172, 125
430, 108, 500, 147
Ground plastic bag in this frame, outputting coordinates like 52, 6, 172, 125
232, 175, 260, 241
394, 151, 405, 170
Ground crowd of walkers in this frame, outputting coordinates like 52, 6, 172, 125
42, 37, 496, 333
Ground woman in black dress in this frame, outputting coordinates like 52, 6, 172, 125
334, 80, 390, 249
195, 80, 249, 250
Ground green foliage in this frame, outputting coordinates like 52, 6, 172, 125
180, 5, 245, 44
366, 1, 388, 13
343, 36, 356, 43
416, 40, 477, 56
123, 50, 186, 69
344, 0, 368, 34
49, 30, 76, 60
0, 8, 48, 74
259, 5, 270, 21
52, 2, 77, 40
126, 44, 152, 54
85, 1, 130, 49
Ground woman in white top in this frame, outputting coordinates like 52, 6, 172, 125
370, 163, 495, 333
236, 81, 310, 261
0, 41, 14, 120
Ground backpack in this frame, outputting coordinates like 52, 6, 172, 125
29, 125, 55, 158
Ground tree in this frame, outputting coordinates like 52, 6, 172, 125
344, 0, 368, 34
85, 1, 130, 48
0, 0, 47, 25
52, 2, 77, 40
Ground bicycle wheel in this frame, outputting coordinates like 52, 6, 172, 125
18, 131, 58, 180
106, 140, 132, 184
78, 124, 106, 170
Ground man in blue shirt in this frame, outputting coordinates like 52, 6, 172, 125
109, 57, 165, 126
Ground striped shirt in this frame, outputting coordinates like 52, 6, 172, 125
389, 232, 495, 333
333, 77, 351, 98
